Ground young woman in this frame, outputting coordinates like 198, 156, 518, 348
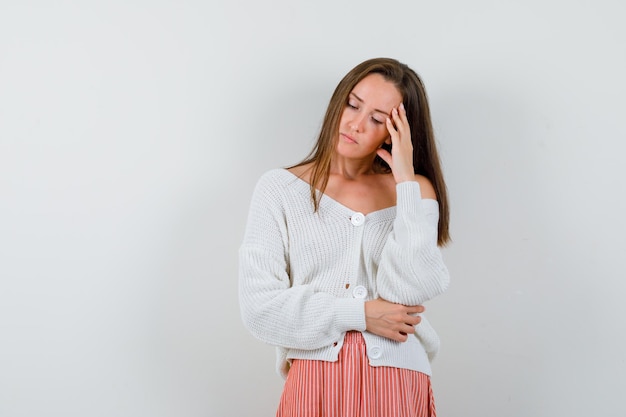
239, 57, 450, 417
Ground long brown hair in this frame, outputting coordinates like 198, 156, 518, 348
293, 58, 450, 246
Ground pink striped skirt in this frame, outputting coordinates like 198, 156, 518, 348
276, 331, 436, 417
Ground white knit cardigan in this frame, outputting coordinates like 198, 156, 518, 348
239, 169, 450, 378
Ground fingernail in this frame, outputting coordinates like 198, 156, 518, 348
400, 103, 405, 110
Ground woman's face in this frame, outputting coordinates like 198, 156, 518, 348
337, 73, 403, 159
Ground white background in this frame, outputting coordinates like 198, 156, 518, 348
1, 1, 625, 416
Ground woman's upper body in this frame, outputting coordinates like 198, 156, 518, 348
239, 168, 448, 377
239, 58, 450, 379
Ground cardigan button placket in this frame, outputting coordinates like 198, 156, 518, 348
368, 345, 383, 359
347, 212, 366, 295
350, 212, 365, 226
352, 285, 368, 299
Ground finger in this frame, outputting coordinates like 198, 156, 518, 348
399, 103, 409, 123
402, 322, 417, 334
403, 315, 421, 326
376, 148, 392, 166
393, 105, 409, 136
391, 311, 420, 327
390, 107, 400, 124
393, 331, 409, 343
385, 118, 400, 150
385, 117, 399, 138
405, 305, 425, 314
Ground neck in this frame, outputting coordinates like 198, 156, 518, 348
330, 155, 377, 180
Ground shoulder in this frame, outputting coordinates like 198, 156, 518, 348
414, 174, 437, 200
252, 169, 292, 199
251, 167, 309, 206
256, 168, 295, 186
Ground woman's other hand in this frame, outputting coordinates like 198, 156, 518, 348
364, 298, 424, 342
377, 103, 415, 184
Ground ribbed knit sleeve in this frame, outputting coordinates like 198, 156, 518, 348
239, 172, 366, 351
375, 181, 450, 305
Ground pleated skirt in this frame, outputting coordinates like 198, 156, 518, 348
276, 331, 436, 417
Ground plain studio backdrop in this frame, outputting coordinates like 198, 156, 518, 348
1, 1, 625, 416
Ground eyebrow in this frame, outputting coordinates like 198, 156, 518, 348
350, 93, 391, 116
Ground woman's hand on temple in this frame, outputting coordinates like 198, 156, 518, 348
364, 298, 424, 342
376, 103, 415, 184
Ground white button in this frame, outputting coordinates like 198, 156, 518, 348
368, 345, 382, 359
350, 212, 365, 226
352, 285, 368, 299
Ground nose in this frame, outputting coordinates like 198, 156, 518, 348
350, 114, 366, 132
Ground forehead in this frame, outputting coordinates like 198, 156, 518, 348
351, 73, 402, 110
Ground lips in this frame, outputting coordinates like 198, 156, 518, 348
340, 133, 357, 144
